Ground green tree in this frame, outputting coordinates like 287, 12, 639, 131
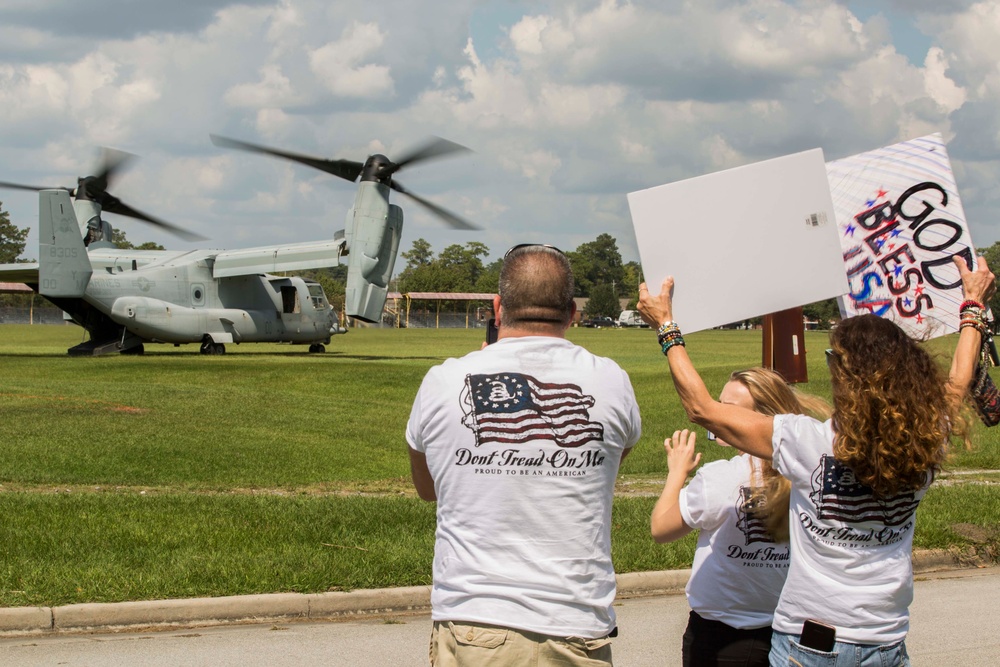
585, 283, 621, 318
0, 201, 30, 263
401, 238, 434, 270
298, 265, 347, 313
803, 298, 841, 329
474, 258, 502, 294
566, 233, 625, 297
111, 228, 165, 251
978, 242, 1000, 317
397, 242, 492, 294
398, 261, 450, 293
620, 261, 643, 308
438, 242, 489, 290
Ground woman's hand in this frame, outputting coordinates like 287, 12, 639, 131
956, 255, 996, 305
665, 429, 701, 477
651, 428, 700, 543
638, 276, 675, 328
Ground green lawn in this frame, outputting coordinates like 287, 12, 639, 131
0, 323, 997, 607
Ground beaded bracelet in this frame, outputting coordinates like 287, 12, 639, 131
961, 299, 985, 313
657, 321, 685, 355
961, 305, 991, 335
657, 321, 680, 343
657, 321, 678, 337
661, 336, 685, 355
961, 321, 989, 338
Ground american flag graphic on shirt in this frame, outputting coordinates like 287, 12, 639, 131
460, 373, 604, 448
735, 486, 775, 545
810, 455, 920, 526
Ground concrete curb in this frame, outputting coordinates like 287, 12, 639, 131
0, 549, 982, 637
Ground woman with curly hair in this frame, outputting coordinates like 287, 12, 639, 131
652, 368, 829, 667
638, 255, 995, 667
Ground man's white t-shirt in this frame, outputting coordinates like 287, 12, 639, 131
680, 453, 789, 629
407, 336, 641, 639
771, 414, 929, 644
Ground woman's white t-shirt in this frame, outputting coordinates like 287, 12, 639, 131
771, 414, 929, 644
680, 453, 789, 629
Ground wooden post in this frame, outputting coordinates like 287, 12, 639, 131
762, 306, 808, 384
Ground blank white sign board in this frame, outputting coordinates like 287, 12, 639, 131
627, 149, 849, 333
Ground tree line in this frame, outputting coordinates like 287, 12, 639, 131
390, 234, 642, 319
5, 199, 1000, 324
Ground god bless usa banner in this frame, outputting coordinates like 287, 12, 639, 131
826, 134, 974, 339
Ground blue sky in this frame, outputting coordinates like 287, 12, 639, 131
847, 2, 932, 64
1, 0, 998, 266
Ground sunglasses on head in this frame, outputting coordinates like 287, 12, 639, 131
503, 243, 565, 259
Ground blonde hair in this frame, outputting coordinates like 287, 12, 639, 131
728, 368, 831, 542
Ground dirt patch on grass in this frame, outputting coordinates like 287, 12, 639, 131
1, 392, 148, 414
951, 522, 996, 544
0, 479, 421, 498
1, 471, 996, 500
614, 475, 664, 497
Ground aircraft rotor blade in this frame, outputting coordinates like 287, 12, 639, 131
387, 136, 472, 176
90, 148, 134, 195
0, 180, 73, 193
1, 149, 204, 242
390, 180, 479, 230
101, 196, 207, 242
210, 134, 364, 183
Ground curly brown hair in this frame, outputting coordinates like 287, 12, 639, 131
828, 314, 965, 498
729, 368, 831, 542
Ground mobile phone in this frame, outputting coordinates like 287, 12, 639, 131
800, 619, 836, 652
706, 431, 716, 441
486, 318, 499, 345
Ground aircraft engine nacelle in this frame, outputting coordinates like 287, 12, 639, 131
343, 182, 403, 323
73, 199, 113, 247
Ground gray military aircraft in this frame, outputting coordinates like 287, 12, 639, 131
0, 138, 475, 355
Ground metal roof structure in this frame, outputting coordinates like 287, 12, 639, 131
389, 292, 495, 300
0, 282, 32, 294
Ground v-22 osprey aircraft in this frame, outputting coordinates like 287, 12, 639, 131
0, 138, 476, 355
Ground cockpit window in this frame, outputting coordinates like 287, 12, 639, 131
307, 283, 328, 309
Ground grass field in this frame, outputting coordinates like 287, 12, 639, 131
1, 323, 998, 607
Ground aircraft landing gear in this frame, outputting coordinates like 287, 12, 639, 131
200, 340, 226, 355
308, 343, 326, 353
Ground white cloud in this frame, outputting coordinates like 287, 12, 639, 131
0, 64, 69, 122
508, 14, 573, 58
2, 0, 1000, 263
224, 64, 294, 107
308, 21, 394, 98
922, 47, 966, 112
619, 138, 652, 163
516, 149, 562, 187
254, 107, 294, 139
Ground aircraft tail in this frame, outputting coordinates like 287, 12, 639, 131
38, 189, 92, 298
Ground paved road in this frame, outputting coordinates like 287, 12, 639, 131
2, 567, 997, 666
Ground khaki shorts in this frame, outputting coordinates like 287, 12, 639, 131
429, 620, 614, 666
